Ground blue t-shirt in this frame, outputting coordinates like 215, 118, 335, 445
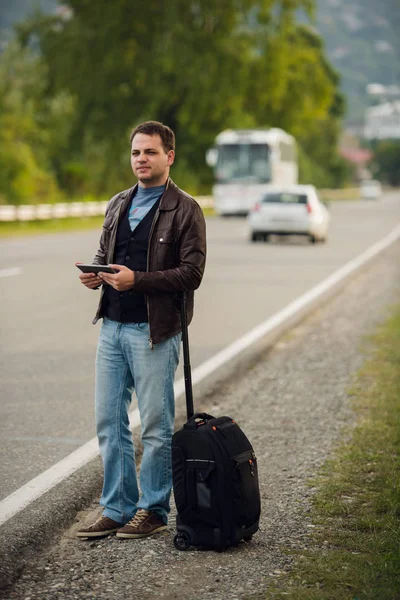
129, 184, 166, 232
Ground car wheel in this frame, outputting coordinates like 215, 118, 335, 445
250, 232, 258, 242
309, 235, 317, 244
263, 233, 270, 242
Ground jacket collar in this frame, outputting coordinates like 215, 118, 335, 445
118, 177, 179, 212
159, 178, 179, 211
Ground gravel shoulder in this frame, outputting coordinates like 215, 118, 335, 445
3, 241, 400, 600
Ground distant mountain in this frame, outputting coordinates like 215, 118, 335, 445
316, 0, 400, 123
0, 0, 58, 45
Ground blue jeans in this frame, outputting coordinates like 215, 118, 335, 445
95, 318, 181, 524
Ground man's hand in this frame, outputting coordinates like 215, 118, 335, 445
99, 265, 135, 291
79, 271, 102, 289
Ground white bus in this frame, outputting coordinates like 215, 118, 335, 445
206, 128, 298, 216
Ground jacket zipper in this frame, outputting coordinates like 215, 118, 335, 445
93, 197, 126, 324
145, 178, 170, 349
146, 206, 161, 349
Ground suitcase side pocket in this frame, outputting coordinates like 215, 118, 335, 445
232, 451, 261, 526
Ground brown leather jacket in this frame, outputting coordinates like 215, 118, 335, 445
92, 178, 207, 345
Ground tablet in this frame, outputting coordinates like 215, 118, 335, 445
76, 263, 117, 274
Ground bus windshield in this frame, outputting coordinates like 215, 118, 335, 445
215, 143, 271, 183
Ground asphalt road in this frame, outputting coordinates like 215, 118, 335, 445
1, 191, 399, 502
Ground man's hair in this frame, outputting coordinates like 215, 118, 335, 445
130, 121, 175, 153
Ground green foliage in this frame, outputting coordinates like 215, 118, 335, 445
245, 19, 349, 186
371, 140, 400, 187
0, 41, 63, 204
0, 0, 349, 200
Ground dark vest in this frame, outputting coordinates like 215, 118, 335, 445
103, 199, 160, 323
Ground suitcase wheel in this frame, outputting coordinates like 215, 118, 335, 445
173, 532, 191, 551
243, 535, 253, 542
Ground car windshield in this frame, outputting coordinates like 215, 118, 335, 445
215, 143, 271, 182
362, 181, 379, 187
262, 192, 307, 204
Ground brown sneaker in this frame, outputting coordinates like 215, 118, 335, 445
76, 515, 124, 538
116, 509, 167, 539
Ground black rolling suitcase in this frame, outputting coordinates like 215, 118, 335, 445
171, 294, 261, 551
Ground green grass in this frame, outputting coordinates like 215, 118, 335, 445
0, 208, 216, 238
0, 216, 106, 238
262, 304, 400, 600
319, 187, 361, 203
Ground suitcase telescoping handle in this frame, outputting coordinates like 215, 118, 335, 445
180, 292, 194, 420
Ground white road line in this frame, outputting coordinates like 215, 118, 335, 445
0, 267, 22, 278
0, 412, 141, 528
187, 222, 400, 387
1, 223, 399, 527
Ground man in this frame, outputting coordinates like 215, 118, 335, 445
77, 121, 206, 539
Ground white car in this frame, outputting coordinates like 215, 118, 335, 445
248, 185, 330, 244
360, 179, 382, 200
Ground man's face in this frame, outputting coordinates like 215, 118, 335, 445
131, 133, 175, 188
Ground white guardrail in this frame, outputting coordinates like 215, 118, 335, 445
0, 197, 214, 222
